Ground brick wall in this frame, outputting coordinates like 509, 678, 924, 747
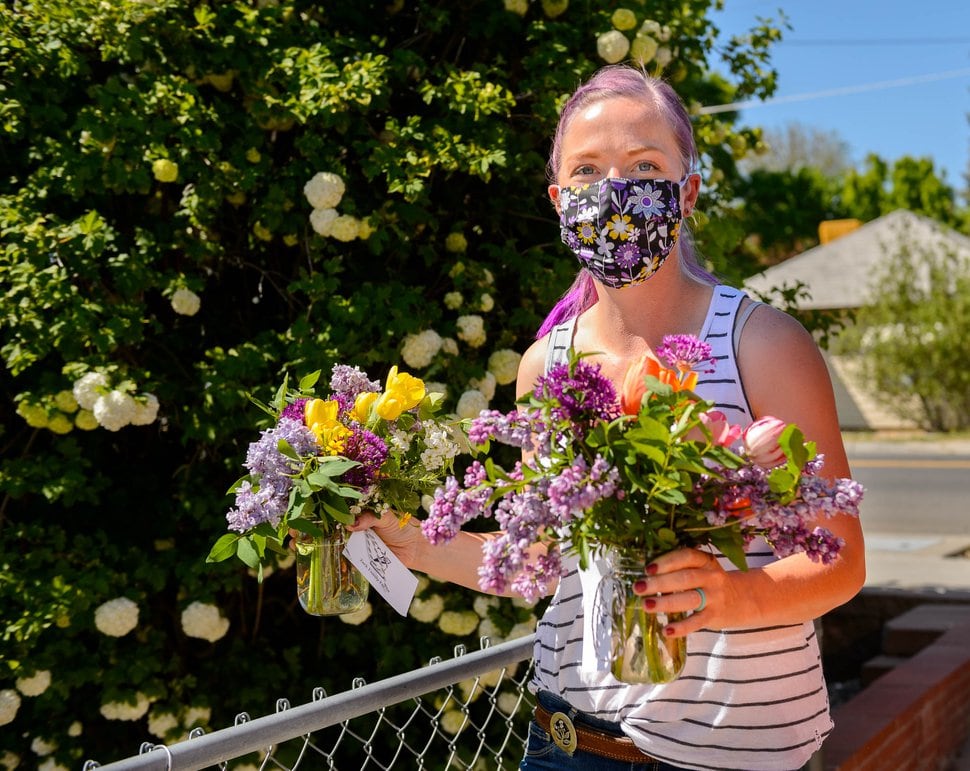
823, 611, 970, 769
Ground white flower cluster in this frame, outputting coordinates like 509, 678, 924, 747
147, 705, 211, 740
440, 709, 467, 735
304, 171, 372, 242
0, 690, 20, 727
444, 291, 463, 310
487, 349, 522, 386
444, 232, 467, 253
30, 736, 57, 757
99, 692, 151, 721
171, 287, 201, 316
401, 329, 443, 369
438, 609, 479, 636
456, 314, 486, 348
15, 670, 51, 697
73, 373, 160, 432
94, 597, 139, 637
456, 390, 489, 421
0, 750, 20, 770
419, 423, 460, 472
339, 602, 373, 626
441, 337, 459, 356
147, 711, 179, 739
38, 759, 68, 771
596, 29, 629, 63
503, 0, 527, 15
409, 594, 444, 623
469, 371, 496, 401
180, 601, 230, 642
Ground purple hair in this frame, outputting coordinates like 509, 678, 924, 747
537, 65, 716, 340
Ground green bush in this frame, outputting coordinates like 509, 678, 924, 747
0, 0, 780, 764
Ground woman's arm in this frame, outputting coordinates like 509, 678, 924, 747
642, 305, 867, 635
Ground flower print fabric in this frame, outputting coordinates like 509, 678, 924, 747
558, 177, 684, 288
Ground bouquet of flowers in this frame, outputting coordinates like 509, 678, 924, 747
208, 363, 466, 615
424, 335, 863, 599
422, 334, 862, 681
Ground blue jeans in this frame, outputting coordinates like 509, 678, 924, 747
519, 691, 693, 771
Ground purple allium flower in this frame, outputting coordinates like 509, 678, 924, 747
329, 364, 381, 397
534, 360, 619, 433
656, 334, 716, 375
342, 427, 389, 489
280, 398, 308, 423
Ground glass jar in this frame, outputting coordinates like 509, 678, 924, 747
294, 528, 369, 616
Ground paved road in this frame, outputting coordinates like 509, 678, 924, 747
842, 435, 970, 594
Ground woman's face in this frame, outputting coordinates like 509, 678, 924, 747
549, 95, 698, 214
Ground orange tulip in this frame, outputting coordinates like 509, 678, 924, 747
620, 351, 696, 415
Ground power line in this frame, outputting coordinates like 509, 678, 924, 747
783, 37, 970, 46
697, 67, 970, 115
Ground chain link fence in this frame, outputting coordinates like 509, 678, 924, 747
83, 634, 536, 771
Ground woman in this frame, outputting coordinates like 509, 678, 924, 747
351, 64, 866, 770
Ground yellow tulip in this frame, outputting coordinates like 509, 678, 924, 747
351, 391, 378, 423
385, 366, 426, 411
304, 399, 350, 454
304, 398, 340, 427
374, 391, 405, 421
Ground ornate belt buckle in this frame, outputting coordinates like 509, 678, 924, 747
549, 710, 578, 756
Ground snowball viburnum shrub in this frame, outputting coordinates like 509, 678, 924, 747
94, 597, 139, 637
329, 214, 360, 242
487, 349, 522, 385
171, 287, 201, 316
597, 30, 631, 63
309, 207, 338, 236
180, 601, 230, 642
469, 371, 496, 401
408, 594, 444, 623
151, 159, 178, 183
0, 690, 21, 727
303, 172, 346, 209
130, 394, 160, 426
73, 372, 109, 411
445, 232, 467, 253
93, 390, 138, 432
401, 329, 443, 369
438, 609, 479, 636
456, 315, 486, 348
456, 389, 489, 420
15, 670, 51, 697
100, 693, 151, 721
339, 602, 373, 626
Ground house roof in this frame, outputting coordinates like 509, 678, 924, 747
743, 209, 970, 309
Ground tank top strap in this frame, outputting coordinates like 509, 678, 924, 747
544, 316, 578, 373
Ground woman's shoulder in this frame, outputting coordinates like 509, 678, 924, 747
516, 334, 551, 399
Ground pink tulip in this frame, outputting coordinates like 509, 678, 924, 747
699, 410, 742, 447
742, 416, 788, 468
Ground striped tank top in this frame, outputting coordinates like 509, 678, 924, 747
531, 285, 831, 771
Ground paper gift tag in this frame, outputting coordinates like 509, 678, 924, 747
343, 529, 418, 617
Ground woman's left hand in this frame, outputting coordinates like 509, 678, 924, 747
631, 547, 732, 638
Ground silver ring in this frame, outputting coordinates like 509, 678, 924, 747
694, 588, 707, 612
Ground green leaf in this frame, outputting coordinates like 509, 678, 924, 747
206, 534, 239, 563
322, 500, 355, 525
309, 458, 359, 478
288, 517, 325, 537
299, 370, 322, 391
277, 438, 301, 461
236, 537, 261, 569
709, 532, 749, 572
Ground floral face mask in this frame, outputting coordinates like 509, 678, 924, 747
557, 176, 686, 288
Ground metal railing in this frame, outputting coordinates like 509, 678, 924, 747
83, 634, 536, 771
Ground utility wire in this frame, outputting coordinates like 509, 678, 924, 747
698, 67, 970, 115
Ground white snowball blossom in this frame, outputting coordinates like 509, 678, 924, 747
99, 693, 151, 721
37, 760, 68, 771
409, 594, 444, 623
15, 670, 51, 697
93, 390, 138, 431
443, 291, 463, 310
147, 710, 179, 739
339, 602, 373, 626
401, 329, 443, 369
73, 372, 110, 411
487, 349, 522, 385
94, 597, 139, 637
29, 737, 56, 756
329, 214, 360, 242
456, 314, 486, 348
0, 690, 21, 727
469, 371, 496, 401
183, 705, 212, 728
440, 337, 459, 356
456, 389, 489, 420
309, 207, 338, 236
438, 610, 479, 636
303, 172, 346, 210
180, 601, 230, 642
597, 29, 631, 63
171, 287, 201, 316
130, 393, 160, 426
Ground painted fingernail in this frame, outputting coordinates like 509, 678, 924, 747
664, 626, 676, 637
646, 563, 659, 575
643, 598, 657, 610
633, 579, 648, 594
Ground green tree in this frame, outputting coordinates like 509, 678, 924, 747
0, 0, 784, 764
835, 240, 970, 432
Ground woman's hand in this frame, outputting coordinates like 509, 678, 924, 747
346, 511, 426, 569
631, 547, 734, 638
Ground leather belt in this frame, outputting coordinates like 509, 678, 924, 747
534, 704, 655, 763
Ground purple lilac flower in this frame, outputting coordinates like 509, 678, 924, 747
534, 360, 619, 433
510, 549, 563, 604
226, 479, 289, 532
546, 455, 621, 522
422, 461, 495, 545
244, 418, 318, 477
467, 409, 537, 450
342, 427, 389, 489
280, 398, 308, 423
656, 335, 716, 375
329, 364, 381, 397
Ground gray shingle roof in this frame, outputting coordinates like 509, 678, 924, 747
743, 209, 970, 309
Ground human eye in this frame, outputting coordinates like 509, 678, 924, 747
570, 164, 598, 178
634, 160, 660, 176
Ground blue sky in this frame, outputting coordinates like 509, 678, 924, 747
709, 0, 970, 194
